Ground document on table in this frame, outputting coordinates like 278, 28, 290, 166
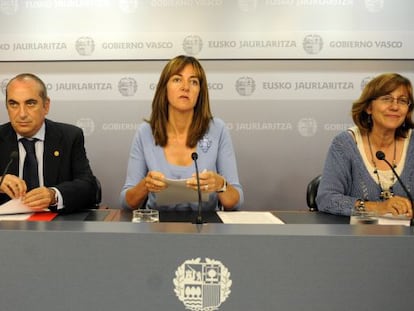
0, 198, 34, 220
155, 178, 209, 206
0, 213, 33, 221
0, 198, 33, 215
377, 214, 411, 226
0, 199, 52, 221
217, 211, 285, 224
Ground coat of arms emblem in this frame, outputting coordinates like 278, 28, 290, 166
173, 258, 232, 311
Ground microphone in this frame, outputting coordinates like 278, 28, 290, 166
191, 152, 203, 224
0, 151, 18, 188
376, 150, 414, 226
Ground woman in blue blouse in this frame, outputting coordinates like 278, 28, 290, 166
120, 55, 243, 211
316, 73, 414, 218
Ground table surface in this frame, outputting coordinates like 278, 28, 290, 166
23, 208, 409, 237
1, 209, 412, 237
76, 208, 350, 224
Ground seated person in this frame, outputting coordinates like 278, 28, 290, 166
316, 73, 414, 218
120, 55, 243, 211
0, 73, 98, 213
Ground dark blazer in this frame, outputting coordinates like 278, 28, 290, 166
0, 119, 98, 213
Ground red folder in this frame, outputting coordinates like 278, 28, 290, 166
27, 212, 58, 221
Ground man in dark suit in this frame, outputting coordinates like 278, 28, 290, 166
0, 73, 98, 213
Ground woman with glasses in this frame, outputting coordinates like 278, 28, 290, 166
316, 73, 414, 218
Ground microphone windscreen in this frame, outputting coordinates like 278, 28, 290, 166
376, 150, 386, 160
191, 152, 198, 160
10, 151, 18, 159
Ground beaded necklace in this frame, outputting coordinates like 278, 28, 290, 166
367, 133, 396, 200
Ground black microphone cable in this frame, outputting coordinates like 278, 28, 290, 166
376, 150, 414, 226
191, 152, 203, 224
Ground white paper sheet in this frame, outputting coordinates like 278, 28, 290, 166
0, 198, 33, 215
155, 178, 209, 206
0, 213, 33, 221
377, 214, 411, 226
217, 211, 285, 224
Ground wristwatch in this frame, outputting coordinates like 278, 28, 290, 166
216, 178, 227, 193
48, 188, 58, 206
356, 199, 365, 212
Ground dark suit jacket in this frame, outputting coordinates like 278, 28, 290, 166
0, 119, 98, 213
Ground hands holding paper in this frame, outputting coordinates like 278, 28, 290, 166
141, 170, 226, 207
0, 174, 54, 211
187, 169, 226, 193
144, 170, 225, 194
126, 169, 227, 209
139, 169, 239, 209
144, 171, 167, 193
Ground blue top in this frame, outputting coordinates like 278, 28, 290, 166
120, 118, 243, 211
316, 130, 414, 216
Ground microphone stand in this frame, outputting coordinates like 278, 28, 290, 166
376, 151, 414, 226
191, 152, 204, 224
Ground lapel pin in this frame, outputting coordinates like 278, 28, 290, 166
54, 151, 60, 157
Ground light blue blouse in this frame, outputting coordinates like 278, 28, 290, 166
120, 118, 243, 211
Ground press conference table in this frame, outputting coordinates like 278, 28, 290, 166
71, 208, 351, 224
1, 209, 413, 311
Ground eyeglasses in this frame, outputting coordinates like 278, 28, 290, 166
376, 95, 411, 107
